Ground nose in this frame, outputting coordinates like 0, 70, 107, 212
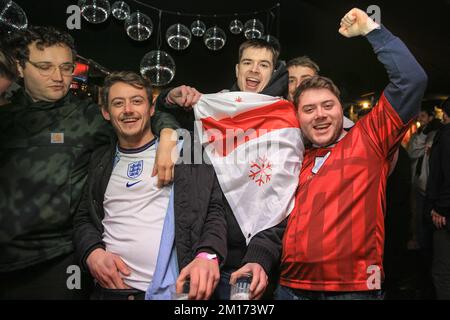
123, 100, 133, 113
314, 106, 326, 119
250, 63, 259, 73
51, 67, 64, 82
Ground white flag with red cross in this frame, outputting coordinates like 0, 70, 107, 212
194, 92, 304, 244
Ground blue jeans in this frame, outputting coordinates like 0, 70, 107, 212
275, 285, 384, 300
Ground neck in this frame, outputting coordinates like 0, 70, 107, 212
118, 131, 155, 150
24, 88, 40, 103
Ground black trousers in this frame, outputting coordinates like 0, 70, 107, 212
432, 229, 450, 300
91, 284, 145, 300
0, 253, 92, 300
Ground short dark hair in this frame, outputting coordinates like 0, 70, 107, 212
286, 56, 320, 75
0, 47, 17, 81
7, 26, 76, 69
293, 75, 341, 108
420, 101, 436, 117
238, 39, 279, 67
102, 71, 153, 110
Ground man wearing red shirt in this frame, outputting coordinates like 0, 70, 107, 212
278, 8, 427, 299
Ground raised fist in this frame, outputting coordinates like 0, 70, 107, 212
339, 8, 380, 38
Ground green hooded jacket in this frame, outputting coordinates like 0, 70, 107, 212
0, 89, 112, 271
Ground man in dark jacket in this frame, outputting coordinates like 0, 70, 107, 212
0, 26, 111, 299
150, 39, 288, 300
425, 97, 450, 299
73, 71, 227, 300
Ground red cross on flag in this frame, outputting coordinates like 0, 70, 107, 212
194, 92, 304, 243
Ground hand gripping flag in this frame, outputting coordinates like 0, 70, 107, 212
194, 92, 304, 244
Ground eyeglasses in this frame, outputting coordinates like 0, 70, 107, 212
27, 60, 76, 77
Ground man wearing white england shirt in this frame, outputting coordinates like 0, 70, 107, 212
73, 71, 227, 300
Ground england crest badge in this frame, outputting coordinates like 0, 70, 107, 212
127, 160, 143, 179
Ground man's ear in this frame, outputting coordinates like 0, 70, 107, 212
16, 60, 24, 78
149, 104, 155, 117
235, 64, 239, 79
100, 106, 111, 121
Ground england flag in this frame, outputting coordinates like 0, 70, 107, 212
194, 92, 304, 244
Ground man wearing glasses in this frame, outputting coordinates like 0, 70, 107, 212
0, 26, 111, 299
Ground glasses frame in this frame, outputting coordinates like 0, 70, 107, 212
27, 59, 76, 77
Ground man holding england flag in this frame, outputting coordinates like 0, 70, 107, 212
151, 38, 292, 300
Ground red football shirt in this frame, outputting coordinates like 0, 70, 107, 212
280, 94, 409, 291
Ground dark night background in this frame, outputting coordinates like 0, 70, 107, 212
12, 0, 450, 101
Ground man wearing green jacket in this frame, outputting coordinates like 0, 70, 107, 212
0, 26, 111, 299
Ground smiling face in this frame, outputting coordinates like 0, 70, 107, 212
17, 42, 73, 102
235, 47, 274, 93
288, 65, 317, 101
297, 88, 344, 147
417, 110, 433, 127
102, 81, 154, 149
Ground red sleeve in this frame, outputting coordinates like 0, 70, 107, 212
357, 92, 411, 159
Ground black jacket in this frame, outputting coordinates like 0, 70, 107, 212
425, 123, 450, 227
73, 138, 227, 272
149, 61, 289, 276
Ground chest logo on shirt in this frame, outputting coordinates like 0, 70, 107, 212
50, 132, 64, 144
312, 151, 331, 174
127, 160, 143, 179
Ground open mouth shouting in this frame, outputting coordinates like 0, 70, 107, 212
245, 77, 261, 91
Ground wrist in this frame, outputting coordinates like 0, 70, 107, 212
160, 128, 178, 141
166, 93, 176, 105
196, 252, 219, 263
363, 19, 380, 36
86, 248, 105, 267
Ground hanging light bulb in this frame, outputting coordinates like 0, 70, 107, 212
190, 19, 206, 37
229, 19, 243, 35
0, 0, 28, 31
166, 23, 191, 50
125, 11, 153, 41
243, 19, 264, 39
111, 1, 130, 20
203, 26, 226, 51
140, 50, 176, 87
78, 0, 111, 24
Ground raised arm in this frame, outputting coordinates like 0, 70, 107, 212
340, 8, 428, 123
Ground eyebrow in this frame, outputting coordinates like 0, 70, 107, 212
31, 60, 73, 65
111, 95, 145, 103
241, 58, 272, 65
302, 100, 335, 109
